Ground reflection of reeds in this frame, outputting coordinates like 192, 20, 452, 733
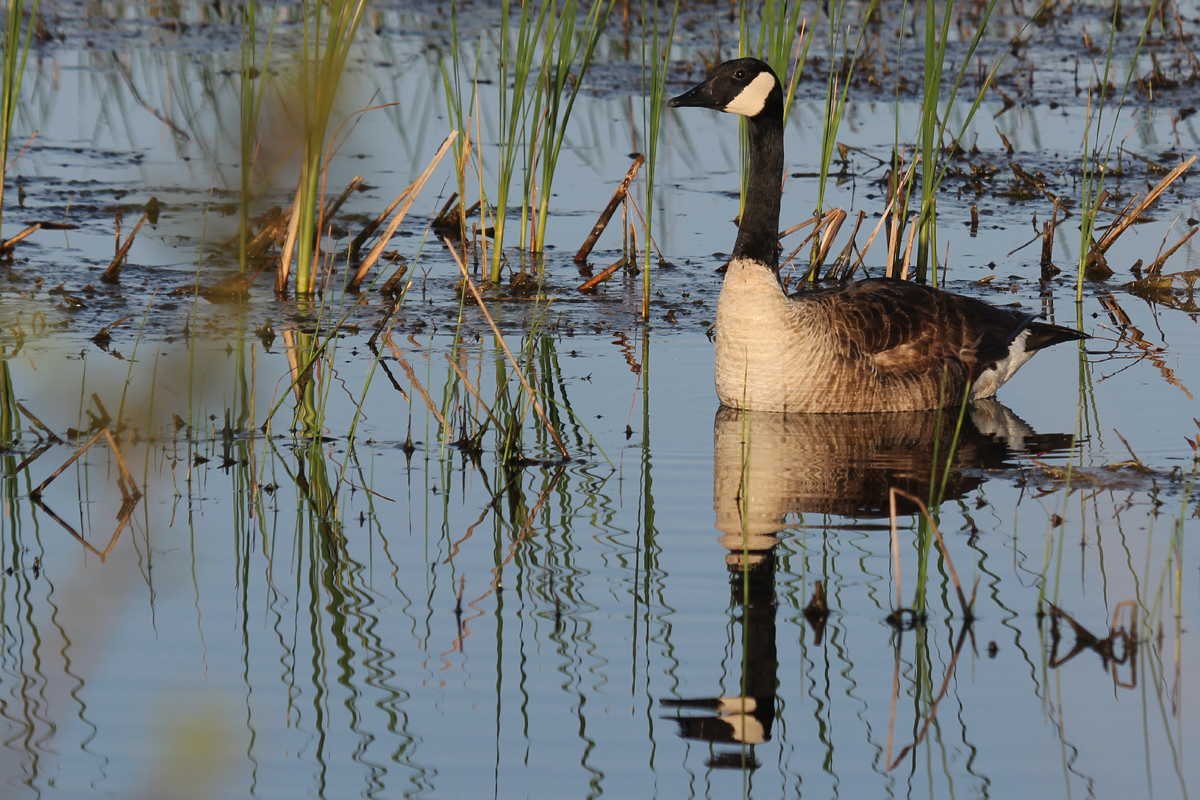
0, 359, 18, 446
887, 487, 974, 623
447, 238, 569, 458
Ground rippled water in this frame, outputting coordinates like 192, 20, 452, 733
0, 1, 1197, 798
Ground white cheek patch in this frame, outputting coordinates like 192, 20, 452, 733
723, 72, 776, 117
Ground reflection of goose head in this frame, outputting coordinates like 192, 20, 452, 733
660, 542, 779, 761
713, 399, 1074, 539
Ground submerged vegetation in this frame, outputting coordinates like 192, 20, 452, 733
0, 0, 1195, 796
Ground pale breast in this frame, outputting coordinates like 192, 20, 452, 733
713, 263, 978, 413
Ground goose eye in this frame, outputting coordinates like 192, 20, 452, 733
734, 69, 746, 79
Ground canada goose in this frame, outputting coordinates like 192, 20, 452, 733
668, 58, 1087, 413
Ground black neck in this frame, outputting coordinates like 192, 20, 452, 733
731, 112, 784, 269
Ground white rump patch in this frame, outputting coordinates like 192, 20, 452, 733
723, 72, 776, 117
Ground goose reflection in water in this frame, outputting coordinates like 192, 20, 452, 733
660, 400, 1075, 770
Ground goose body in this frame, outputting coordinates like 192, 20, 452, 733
670, 58, 1086, 413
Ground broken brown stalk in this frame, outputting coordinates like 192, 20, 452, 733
575, 154, 645, 266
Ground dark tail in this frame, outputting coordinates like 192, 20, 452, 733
1025, 320, 1088, 352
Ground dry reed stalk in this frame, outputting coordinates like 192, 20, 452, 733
623, 195, 668, 264
29, 429, 106, 498
444, 353, 504, 431
14, 400, 60, 443
890, 487, 974, 618
1147, 224, 1198, 275
30, 427, 140, 503
352, 186, 412, 255
574, 154, 645, 265
1094, 154, 1196, 254
899, 216, 918, 281
103, 429, 141, 501
1040, 198, 1061, 269
577, 256, 628, 292
778, 216, 818, 240
782, 209, 840, 272
445, 466, 567, 656
322, 174, 363, 223
0, 221, 43, 251
382, 333, 449, 432
832, 210, 866, 278
31, 495, 133, 561
888, 625, 970, 770
812, 208, 847, 267
350, 132, 457, 291
446, 237, 569, 459
852, 195, 898, 274
280, 329, 306, 403
245, 207, 288, 257
379, 255, 408, 295
886, 214, 900, 278
888, 488, 904, 610
621, 197, 628, 257
11, 443, 49, 478
275, 184, 304, 294
885, 636, 901, 768
101, 212, 148, 283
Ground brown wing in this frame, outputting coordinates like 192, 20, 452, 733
803, 278, 1035, 379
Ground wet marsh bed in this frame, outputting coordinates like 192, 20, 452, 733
0, 0, 1198, 798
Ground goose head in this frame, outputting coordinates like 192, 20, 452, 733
667, 58, 783, 120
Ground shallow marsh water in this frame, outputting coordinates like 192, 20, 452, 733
0, 1, 1197, 798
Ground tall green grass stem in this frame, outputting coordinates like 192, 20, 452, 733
640, 0, 680, 321
289, 0, 369, 295
0, 0, 39, 233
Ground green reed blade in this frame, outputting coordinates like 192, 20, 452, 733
0, 0, 39, 233
641, 0, 680, 321
533, 0, 616, 255
813, 0, 876, 268
1076, 0, 1159, 303
288, 0, 369, 295
239, 0, 278, 274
